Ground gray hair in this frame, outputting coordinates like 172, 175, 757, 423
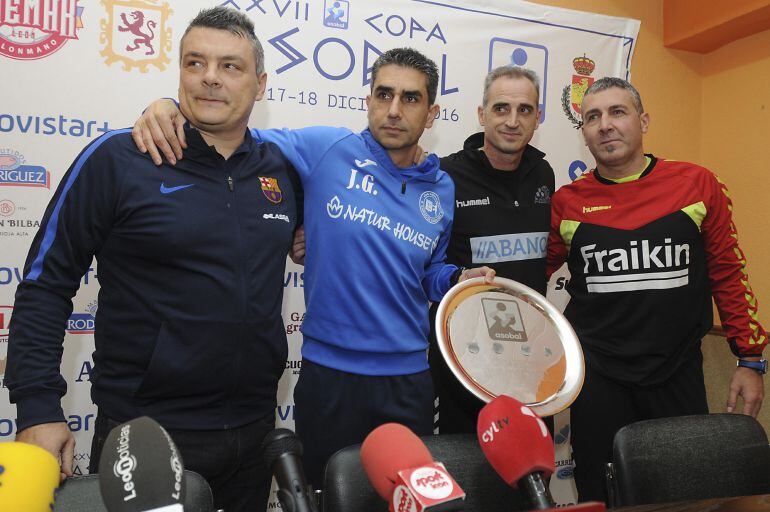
583, 77, 644, 113
371, 48, 439, 105
181, 7, 265, 76
482, 66, 540, 106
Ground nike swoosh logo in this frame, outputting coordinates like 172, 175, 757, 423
160, 182, 195, 194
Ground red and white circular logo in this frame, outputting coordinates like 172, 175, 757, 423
0, 1, 83, 60
410, 466, 454, 500
392, 485, 418, 512
0, 199, 14, 217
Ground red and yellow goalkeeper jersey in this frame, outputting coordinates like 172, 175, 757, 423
547, 155, 765, 384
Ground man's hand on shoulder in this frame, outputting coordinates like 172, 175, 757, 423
16, 422, 76, 481
131, 99, 188, 166
727, 365, 764, 417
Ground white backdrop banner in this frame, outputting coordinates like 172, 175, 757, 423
0, 0, 638, 507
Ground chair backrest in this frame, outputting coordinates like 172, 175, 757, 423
53, 469, 214, 512
610, 413, 770, 506
322, 433, 528, 512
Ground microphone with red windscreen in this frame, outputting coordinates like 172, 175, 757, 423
477, 395, 555, 509
361, 423, 466, 512
477, 395, 606, 512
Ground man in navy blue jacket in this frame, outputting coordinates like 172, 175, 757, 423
6, 8, 301, 511
133, 48, 495, 487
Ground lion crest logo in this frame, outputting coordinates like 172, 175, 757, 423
119, 10, 157, 55
100, 0, 172, 72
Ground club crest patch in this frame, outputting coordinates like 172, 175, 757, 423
259, 176, 282, 204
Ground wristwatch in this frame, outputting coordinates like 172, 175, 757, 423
737, 359, 768, 374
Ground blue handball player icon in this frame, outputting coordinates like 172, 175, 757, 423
488, 37, 549, 124
323, 0, 349, 29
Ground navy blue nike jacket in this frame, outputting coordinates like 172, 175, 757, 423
6, 126, 302, 431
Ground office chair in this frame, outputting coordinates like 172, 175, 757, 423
53, 469, 214, 512
606, 413, 770, 506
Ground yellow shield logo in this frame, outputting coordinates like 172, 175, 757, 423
99, 0, 173, 72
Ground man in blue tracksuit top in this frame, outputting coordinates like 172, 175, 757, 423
6, 8, 301, 511
133, 48, 495, 487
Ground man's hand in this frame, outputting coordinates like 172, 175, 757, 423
131, 99, 187, 166
458, 266, 496, 284
16, 422, 76, 481
727, 366, 764, 417
290, 226, 306, 265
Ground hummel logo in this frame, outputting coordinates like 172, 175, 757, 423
354, 158, 377, 168
582, 205, 612, 213
160, 183, 194, 194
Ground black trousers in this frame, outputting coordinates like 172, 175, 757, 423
294, 359, 434, 489
428, 304, 483, 434
570, 353, 709, 503
88, 412, 274, 512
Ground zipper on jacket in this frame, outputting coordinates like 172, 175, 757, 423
401, 180, 407, 195
225, 167, 245, 427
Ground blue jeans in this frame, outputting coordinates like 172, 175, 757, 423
89, 412, 274, 512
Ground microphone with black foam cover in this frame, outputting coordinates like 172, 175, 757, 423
361, 423, 466, 512
98, 416, 185, 512
0, 441, 60, 512
261, 428, 318, 512
477, 395, 556, 509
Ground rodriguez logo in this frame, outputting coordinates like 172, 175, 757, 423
0, 0, 84, 60
0, 149, 49, 188
100, 0, 173, 73
67, 300, 97, 334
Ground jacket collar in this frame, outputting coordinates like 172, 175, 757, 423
462, 131, 547, 178
361, 128, 442, 183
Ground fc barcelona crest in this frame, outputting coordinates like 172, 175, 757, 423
259, 177, 283, 204
99, 0, 173, 73
561, 55, 596, 128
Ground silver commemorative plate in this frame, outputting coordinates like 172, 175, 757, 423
435, 277, 584, 416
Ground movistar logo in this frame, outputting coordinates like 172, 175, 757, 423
160, 183, 194, 195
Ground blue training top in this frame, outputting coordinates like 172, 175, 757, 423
254, 127, 457, 376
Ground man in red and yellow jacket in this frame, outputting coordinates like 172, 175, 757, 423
547, 77, 766, 502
